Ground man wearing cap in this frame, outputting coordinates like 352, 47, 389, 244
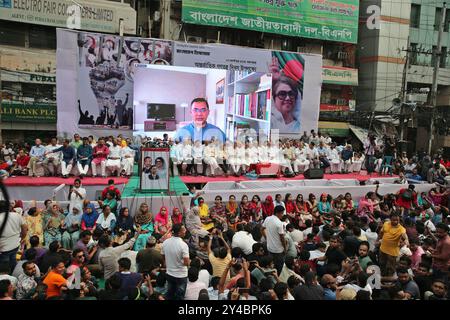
136, 236, 163, 274
262, 205, 287, 275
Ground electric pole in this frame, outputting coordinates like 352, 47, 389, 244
428, 2, 446, 155
400, 37, 410, 143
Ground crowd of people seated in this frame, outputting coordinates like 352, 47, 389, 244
0, 135, 137, 179
1, 178, 449, 300
1, 130, 449, 181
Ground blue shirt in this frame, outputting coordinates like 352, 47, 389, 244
406, 173, 422, 181
30, 145, 46, 159
324, 288, 336, 300
53, 145, 76, 163
174, 122, 226, 143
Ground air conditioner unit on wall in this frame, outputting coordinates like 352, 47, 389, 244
187, 36, 203, 43
297, 44, 323, 54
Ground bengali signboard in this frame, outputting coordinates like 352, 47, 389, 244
0, 0, 136, 33
322, 66, 358, 86
318, 121, 349, 137
182, 0, 359, 43
1, 69, 56, 85
0, 101, 57, 123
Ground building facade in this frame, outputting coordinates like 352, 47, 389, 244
0, 0, 136, 143
358, 0, 450, 153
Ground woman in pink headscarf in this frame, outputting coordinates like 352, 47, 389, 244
154, 206, 172, 242
171, 207, 183, 225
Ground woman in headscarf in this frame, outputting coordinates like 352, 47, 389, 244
81, 203, 99, 231
115, 207, 135, 238
43, 202, 65, 247
261, 195, 274, 219
133, 203, 154, 251
185, 205, 209, 249
154, 206, 172, 242
61, 204, 83, 249
198, 197, 214, 231
25, 206, 44, 248
226, 195, 239, 231
209, 195, 228, 231
12, 200, 24, 215
249, 195, 263, 223
284, 193, 298, 225
318, 193, 331, 215
171, 207, 183, 225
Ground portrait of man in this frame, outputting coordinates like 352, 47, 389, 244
174, 97, 226, 143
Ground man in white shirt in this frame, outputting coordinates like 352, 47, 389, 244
231, 224, 257, 256
328, 143, 342, 174
120, 145, 135, 176
43, 138, 62, 176
262, 205, 287, 275
106, 139, 122, 177
203, 141, 219, 177
184, 267, 208, 300
292, 142, 310, 174
305, 142, 320, 169
0, 210, 28, 273
161, 224, 190, 300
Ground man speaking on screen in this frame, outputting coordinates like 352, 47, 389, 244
174, 98, 226, 143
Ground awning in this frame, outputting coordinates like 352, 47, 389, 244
349, 124, 368, 144
318, 121, 349, 137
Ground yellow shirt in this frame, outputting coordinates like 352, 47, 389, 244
209, 252, 231, 280
199, 204, 214, 230
380, 221, 406, 257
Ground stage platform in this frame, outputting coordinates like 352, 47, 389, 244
3, 176, 129, 187
179, 171, 393, 184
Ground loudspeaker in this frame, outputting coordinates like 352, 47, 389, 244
304, 168, 324, 179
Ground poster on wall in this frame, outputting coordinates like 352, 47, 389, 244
76, 32, 173, 130
182, 0, 359, 43
140, 148, 170, 192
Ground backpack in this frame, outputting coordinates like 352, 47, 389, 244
401, 189, 413, 200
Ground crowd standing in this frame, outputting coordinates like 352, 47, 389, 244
0, 131, 449, 300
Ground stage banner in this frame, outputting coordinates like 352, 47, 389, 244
173, 42, 322, 135
56, 29, 173, 138
182, 0, 359, 44
57, 29, 321, 137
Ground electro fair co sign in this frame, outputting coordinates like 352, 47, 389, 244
0, 0, 120, 33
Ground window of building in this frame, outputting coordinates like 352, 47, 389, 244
410, 43, 418, 65
0, 21, 27, 47
440, 46, 447, 68
410, 4, 421, 28
29, 26, 56, 49
435, 7, 443, 31
431, 45, 437, 66
445, 9, 450, 32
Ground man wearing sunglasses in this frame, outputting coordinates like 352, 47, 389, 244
174, 98, 226, 144
271, 76, 301, 133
